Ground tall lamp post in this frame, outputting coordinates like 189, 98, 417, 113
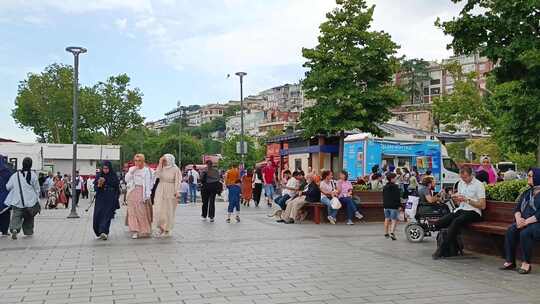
177, 100, 182, 168
66, 46, 87, 219
235, 72, 247, 168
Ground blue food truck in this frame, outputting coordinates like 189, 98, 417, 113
344, 134, 460, 190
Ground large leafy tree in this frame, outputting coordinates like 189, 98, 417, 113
93, 74, 144, 142
432, 62, 491, 133
300, 0, 403, 169
437, 0, 540, 164
12, 64, 100, 143
399, 58, 431, 104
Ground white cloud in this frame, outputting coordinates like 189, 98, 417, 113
115, 17, 128, 30
0, 0, 153, 14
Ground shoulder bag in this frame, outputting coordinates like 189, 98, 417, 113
16, 171, 41, 217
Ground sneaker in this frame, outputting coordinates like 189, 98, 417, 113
200, 216, 207, 221
346, 220, 354, 225
131, 233, 138, 239
276, 219, 285, 223
11, 232, 17, 240
384, 233, 390, 239
390, 233, 397, 241
99, 233, 108, 240
327, 216, 336, 225
236, 216, 241, 222
226, 218, 231, 223
209, 218, 214, 223
355, 212, 364, 220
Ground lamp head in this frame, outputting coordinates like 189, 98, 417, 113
235, 72, 247, 77
65, 46, 87, 55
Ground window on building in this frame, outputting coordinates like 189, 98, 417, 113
430, 79, 441, 85
430, 87, 441, 95
294, 159, 302, 171
423, 87, 429, 96
413, 114, 419, 121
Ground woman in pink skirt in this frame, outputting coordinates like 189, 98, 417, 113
125, 154, 154, 239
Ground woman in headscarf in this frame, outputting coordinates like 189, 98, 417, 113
0, 155, 14, 236
479, 155, 497, 185
93, 161, 120, 240
125, 154, 153, 239
500, 168, 540, 274
55, 175, 68, 207
153, 154, 181, 237
5, 157, 40, 239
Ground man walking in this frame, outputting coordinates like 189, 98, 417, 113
187, 165, 200, 203
262, 159, 276, 208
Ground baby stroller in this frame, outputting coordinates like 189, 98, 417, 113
404, 192, 456, 242
45, 189, 59, 209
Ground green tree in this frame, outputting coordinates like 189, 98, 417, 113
202, 138, 223, 155
221, 135, 261, 169
437, 0, 540, 165
93, 74, 144, 142
432, 63, 491, 133
12, 64, 100, 143
223, 105, 241, 117
159, 134, 204, 166
506, 152, 536, 172
300, 0, 403, 169
399, 58, 431, 104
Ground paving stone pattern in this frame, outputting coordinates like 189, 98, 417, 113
0, 198, 538, 304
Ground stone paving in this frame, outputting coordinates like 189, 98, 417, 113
0, 197, 539, 304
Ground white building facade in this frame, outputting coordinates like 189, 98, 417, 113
0, 143, 120, 176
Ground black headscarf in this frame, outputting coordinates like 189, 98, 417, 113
22, 157, 32, 185
0, 155, 14, 208
95, 161, 120, 189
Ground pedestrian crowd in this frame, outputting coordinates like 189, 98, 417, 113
0, 153, 538, 275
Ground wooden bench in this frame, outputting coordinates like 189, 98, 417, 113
463, 200, 540, 263
303, 201, 384, 224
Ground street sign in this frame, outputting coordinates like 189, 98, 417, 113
236, 142, 248, 154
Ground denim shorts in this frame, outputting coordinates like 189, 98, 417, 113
264, 184, 275, 198
384, 208, 399, 220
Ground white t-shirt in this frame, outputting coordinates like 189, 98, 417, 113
454, 177, 486, 215
283, 178, 298, 197
188, 169, 199, 184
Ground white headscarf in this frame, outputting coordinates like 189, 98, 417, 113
163, 154, 177, 169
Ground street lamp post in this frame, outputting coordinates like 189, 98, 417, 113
177, 100, 182, 168
235, 72, 247, 168
66, 46, 87, 219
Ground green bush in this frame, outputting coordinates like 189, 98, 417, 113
353, 184, 370, 192
485, 179, 528, 202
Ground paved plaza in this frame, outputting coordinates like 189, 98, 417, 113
0, 198, 538, 304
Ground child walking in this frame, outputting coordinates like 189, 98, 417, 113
227, 179, 242, 223
383, 172, 401, 240
179, 177, 189, 204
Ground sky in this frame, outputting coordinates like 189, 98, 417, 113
0, 0, 464, 142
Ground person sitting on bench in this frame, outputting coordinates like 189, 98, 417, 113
500, 168, 540, 274
432, 166, 486, 259
278, 173, 320, 224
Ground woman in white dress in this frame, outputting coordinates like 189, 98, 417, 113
153, 154, 181, 237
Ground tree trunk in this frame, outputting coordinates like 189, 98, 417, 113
338, 130, 345, 171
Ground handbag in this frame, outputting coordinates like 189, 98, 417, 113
16, 171, 41, 217
330, 197, 342, 209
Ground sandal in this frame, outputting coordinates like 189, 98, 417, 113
499, 263, 516, 271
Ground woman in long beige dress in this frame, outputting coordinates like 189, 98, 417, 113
154, 154, 181, 237
125, 154, 154, 239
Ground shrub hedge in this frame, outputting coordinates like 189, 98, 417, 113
485, 179, 528, 202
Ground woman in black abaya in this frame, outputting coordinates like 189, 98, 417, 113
93, 161, 120, 240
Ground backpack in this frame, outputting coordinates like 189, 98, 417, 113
436, 228, 464, 257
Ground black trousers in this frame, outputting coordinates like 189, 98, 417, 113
201, 189, 217, 219
253, 183, 262, 205
75, 190, 81, 206
0, 209, 10, 234
435, 209, 482, 250
505, 223, 540, 264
